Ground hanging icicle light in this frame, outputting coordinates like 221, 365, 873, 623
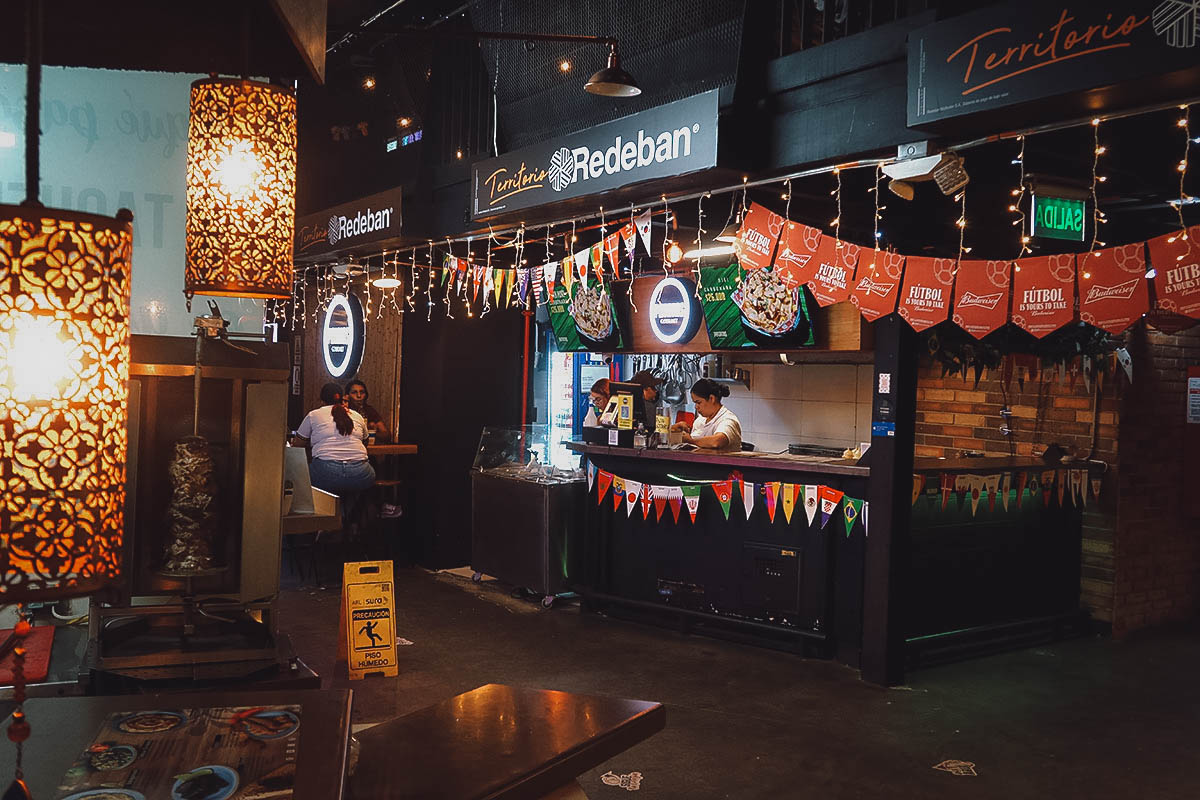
184, 77, 298, 300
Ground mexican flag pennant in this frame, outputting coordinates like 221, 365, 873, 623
712, 480, 734, 521
843, 497, 863, 537
763, 482, 780, 523
561, 255, 574, 293
1056, 469, 1066, 507
605, 231, 622, 276
612, 477, 626, 512
620, 222, 637, 261
653, 485, 668, 522
940, 474, 954, 511
597, 470, 613, 505
912, 474, 923, 505
968, 475, 983, 516
741, 481, 756, 520
984, 474, 1001, 512
587, 462, 596, 490
804, 484, 818, 526
1017, 471, 1029, 508
781, 483, 797, 524
640, 483, 653, 519
1070, 469, 1084, 507
625, 480, 641, 518
681, 485, 702, 522
668, 486, 684, 523
818, 486, 844, 529
1001, 473, 1012, 511
635, 209, 653, 255
1090, 476, 1102, 503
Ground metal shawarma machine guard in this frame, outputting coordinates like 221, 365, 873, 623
87, 331, 292, 683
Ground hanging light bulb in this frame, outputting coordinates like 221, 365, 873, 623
185, 77, 297, 300
664, 241, 684, 264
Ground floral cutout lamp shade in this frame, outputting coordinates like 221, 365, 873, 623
0, 205, 133, 600
185, 77, 298, 300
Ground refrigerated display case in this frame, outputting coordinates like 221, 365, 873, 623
548, 348, 610, 469
470, 426, 585, 607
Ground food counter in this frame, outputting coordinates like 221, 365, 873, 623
566, 441, 870, 661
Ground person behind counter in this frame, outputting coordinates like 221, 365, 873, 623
629, 370, 663, 427
589, 378, 610, 415
345, 379, 390, 442
671, 378, 742, 451
292, 382, 376, 494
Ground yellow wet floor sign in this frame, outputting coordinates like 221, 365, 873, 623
338, 561, 398, 680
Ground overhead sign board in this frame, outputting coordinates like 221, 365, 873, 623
909, 1, 1200, 127
295, 186, 403, 261
471, 90, 719, 219
1032, 194, 1086, 241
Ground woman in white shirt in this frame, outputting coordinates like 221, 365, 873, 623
672, 378, 742, 451
293, 383, 376, 493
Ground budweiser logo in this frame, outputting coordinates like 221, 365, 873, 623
958, 291, 1004, 310
855, 277, 895, 298
1084, 277, 1140, 304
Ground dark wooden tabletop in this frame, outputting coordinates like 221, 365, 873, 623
15, 688, 352, 799
348, 683, 665, 800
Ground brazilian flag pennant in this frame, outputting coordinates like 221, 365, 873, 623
843, 497, 863, 537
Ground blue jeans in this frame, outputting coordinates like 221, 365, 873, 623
309, 458, 376, 495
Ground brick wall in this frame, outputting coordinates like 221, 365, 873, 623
1112, 325, 1200, 638
915, 355, 1121, 623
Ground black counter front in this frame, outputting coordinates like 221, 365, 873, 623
566, 442, 870, 662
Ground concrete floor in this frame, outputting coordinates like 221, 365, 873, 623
277, 567, 1200, 799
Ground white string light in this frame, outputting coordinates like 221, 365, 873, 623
1167, 105, 1194, 268
1009, 135, 1032, 256
405, 248, 417, 311
830, 167, 843, 248
955, 186, 967, 273
1082, 117, 1106, 278
426, 240, 435, 322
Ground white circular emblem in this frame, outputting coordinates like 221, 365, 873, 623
648, 277, 695, 344
548, 148, 574, 192
327, 215, 341, 245
322, 293, 362, 378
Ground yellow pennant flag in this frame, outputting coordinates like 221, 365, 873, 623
492, 268, 504, 306
781, 483, 796, 523
561, 255, 574, 294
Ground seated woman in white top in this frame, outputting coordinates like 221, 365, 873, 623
671, 378, 742, 451
292, 382, 376, 494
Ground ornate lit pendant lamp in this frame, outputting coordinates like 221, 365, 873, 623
184, 77, 297, 301
2, 3, 133, 798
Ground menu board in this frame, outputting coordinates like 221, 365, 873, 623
699, 262, 815, 349
54, 705, 301, 800
547, 281, 625, 352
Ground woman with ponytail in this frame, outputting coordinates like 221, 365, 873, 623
671, 378, 743, 451
293, 382, 376, 493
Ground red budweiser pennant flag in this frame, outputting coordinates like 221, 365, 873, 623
735, 202, 785, 270
807, 239, 861, 307
850, 251, 904, 322
597, 470, 613, 505
1147, 225, 1200, 319
712, 480, 734, 521
775, 220, 823, 288
952, 259, 1011, 339
1012, 254, 1076, 337
898, 256, 955, 331
1078, 244, 1149, 333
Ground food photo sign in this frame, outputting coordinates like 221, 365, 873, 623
547, 280, 625, 352
54, 705, 302, 800
699, 261, 815, 348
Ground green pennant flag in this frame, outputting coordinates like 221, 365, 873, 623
681, 485, 702, 523
842, 497, 863, 537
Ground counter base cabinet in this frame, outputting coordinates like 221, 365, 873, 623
571, 451, 869, 661
471, 473, 584, 598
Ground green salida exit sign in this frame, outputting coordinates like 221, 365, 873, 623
1031, 194, 1086, 242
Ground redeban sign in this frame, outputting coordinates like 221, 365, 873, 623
294, 186, 404, 261
649, 277, 700, 344
472, 90, 719, 219
323, 293, 365, 379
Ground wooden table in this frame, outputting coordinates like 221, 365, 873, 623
17, 688, 352, 799
348, 683, 665, 800
367, 443, 419, 456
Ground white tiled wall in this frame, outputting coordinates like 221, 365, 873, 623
722, 363, 873, 453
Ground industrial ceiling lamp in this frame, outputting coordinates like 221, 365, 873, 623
3, 3, 133, 797
584, 40, 641, 97
184, 77, 297, 302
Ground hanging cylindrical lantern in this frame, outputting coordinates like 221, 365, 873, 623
0, 204, 133, 600
185, 77, 297, 299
